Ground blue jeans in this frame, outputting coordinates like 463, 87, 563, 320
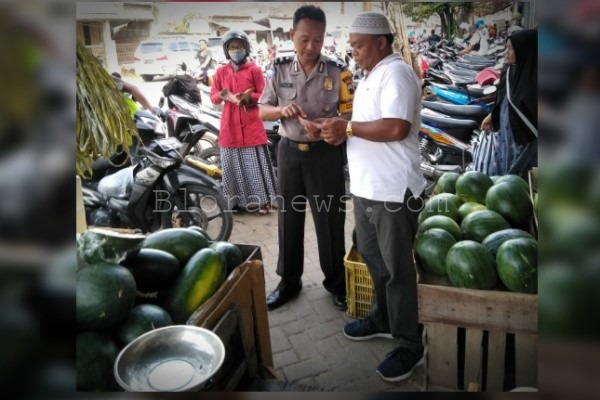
353, 192, 424, 352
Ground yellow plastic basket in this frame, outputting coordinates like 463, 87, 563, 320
344, 246, 374, 318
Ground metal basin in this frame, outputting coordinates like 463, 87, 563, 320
114, 325, 225, 392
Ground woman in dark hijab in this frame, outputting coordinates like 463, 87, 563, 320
480, 29, 537, 176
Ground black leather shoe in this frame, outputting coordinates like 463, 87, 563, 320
333, 294, 347, 311
266, 286, 301, 311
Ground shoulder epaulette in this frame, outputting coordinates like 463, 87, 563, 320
326, 58, 347, 70
274, 56, 293, 65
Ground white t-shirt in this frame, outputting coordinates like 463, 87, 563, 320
346, 53, 426, 203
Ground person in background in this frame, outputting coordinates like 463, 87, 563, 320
210, 30, 277, 215
489, 23, 498, 39
480, 29, 538, 177
111, 72, 156, 116
460, 24, 487, 55
258, 5, 354, 311
427, 29, 441, 46
195, 39, 216, 85
318, 12, 427, 383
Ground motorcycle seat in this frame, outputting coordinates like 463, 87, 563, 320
422, 100, 489, 120
98, 166, 135, 199
421, 112, 479, 129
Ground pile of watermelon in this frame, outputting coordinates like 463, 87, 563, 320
415, 171, 537, 294
75, 227, 243, 391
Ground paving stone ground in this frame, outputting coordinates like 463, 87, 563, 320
228, 199, 426, 392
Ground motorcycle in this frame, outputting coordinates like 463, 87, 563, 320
419, 122, 474, 195
82, 117, 232, 240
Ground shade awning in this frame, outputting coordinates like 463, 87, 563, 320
214, 21, 271, 32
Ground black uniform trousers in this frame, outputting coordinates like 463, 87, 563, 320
275, 137, 346, 296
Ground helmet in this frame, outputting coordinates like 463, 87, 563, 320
223, 30, 250, 59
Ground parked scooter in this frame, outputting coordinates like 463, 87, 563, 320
419, 122, 474, 194
82, 133, 233, 241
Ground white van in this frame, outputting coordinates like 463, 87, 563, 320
133, 37, 200, 81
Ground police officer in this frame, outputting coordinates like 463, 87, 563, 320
258, 5, 354, 311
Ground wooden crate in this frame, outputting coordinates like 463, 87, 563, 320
187, 245, 277, 389
419, 276, 538, 392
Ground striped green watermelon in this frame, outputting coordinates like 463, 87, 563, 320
482, 228, 535, 258
417, 215, 462, 241
445, 240, 498, 290
458, 202, 488, 221
455, 171, 494, 204
461, 210, 511, 243
433, 172, 461, 194
496, 238, 538, 293
418, 194, 460, 223
485, 182, 533, 229
495, 174, 530, 194
415, 228, 457, 276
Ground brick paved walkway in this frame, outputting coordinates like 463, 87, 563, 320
228, 200, 426, 391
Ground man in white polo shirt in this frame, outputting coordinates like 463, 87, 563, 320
319, 12, 427, 383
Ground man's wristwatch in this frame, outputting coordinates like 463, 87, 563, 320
345, 121, 354, 138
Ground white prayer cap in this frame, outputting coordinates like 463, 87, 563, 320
349, 12, 392, 35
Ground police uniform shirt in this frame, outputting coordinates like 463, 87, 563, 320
259, 54, 354, 142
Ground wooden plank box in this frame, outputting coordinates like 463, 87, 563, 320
186, 244, 277, 389
419, 278, 538, 392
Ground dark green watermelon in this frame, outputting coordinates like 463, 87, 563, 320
417, 215, 462, 241
496, 238, 538, 293
76, 263, 136, 331
433, 172, 461, 194
455, 171, 494, 204
485, 181, 533, 229
445, 240, 498, 290
482, 228, 535, 258
461, 210, 511, 243
415, 228, 457, 276
122, 248, 181, 292
114, 304, 173, 347
76, 332, 120, 391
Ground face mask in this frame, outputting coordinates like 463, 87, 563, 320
228, 49, 246, 64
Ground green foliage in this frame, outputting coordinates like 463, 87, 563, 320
402, 2, 482, 39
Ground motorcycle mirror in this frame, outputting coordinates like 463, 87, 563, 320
181, 62, 187, 72
158, 96, 165, 108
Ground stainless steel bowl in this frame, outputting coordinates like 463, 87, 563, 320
114, 325, 225, 392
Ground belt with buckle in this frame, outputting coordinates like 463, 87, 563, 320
282, 137, 323, 152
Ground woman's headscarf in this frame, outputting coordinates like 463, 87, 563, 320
492, 29, 538, 144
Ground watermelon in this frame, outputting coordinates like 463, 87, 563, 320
143, 228, 209, 265
485, 182, 533, 229
162, 248, 225, 323
76, 263, 136, 331
76, 332, 120, 391
433, 172, 461, 194
461, 210, 511, 243
415, 228, 457, 276
496, 238, 538, 293
114, 304, 173, 347
482, 228, 535, 258
210, 241, 243, 276
77, 228, 145, 265
495, 174, 530, 194
455, 171, 494, 204
417, 215, 462, 241
445, 240, 498, 290
490, 175, 501, 183
418, 194, 460, 223
458, 202, 487, 221
434, 192, 463, 209
122, 248, 181, 292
